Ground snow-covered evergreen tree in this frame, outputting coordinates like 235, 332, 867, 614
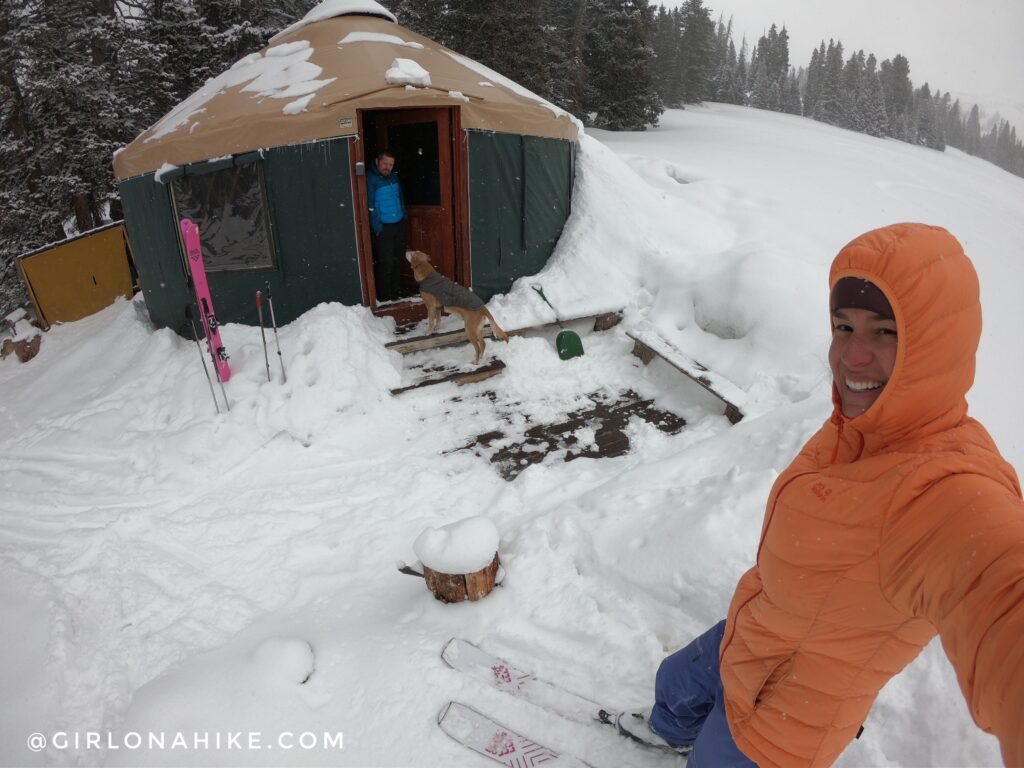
965, 104, 982, 155
539, 0, 586, 116
749, 61, 770, 109
914, 83, 943, 149
944, 98, 964, 149
392, 0, 448, 45
582, 0, 662, 129
436, 0, 551, 98
783, 69, 802, 115
676, 0, 714, 103
803, 42, 826, 118
812, 39, 845, 127
651, 5, 682, 107
859, 57, 888, 139
880, 54, 913, 140
840, 50, 865, 131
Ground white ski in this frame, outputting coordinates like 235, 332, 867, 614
438, 701, 593, 768
441, 638, 618, 726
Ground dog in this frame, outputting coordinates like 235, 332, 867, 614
406, 250, 510, 364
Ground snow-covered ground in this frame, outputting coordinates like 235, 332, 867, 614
2, 103, 1022, 767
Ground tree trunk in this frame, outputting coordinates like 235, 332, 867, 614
72, 192, 96, 233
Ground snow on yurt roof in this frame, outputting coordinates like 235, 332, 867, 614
269, 0, 397, 41
113, 1, 579, 180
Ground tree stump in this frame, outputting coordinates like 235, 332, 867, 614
423, 553, 500, 603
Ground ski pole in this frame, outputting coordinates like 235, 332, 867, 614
256, 290, 271, 382
264, 282, 287, 383
186, 305, 220, 414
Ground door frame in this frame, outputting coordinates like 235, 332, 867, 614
351, 106, 471, 317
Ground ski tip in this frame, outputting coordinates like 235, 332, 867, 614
437, 700, 454, 725
440, 637, 459, 665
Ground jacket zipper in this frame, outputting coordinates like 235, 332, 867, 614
719, 470, 814, 658
830, 416, 845, 463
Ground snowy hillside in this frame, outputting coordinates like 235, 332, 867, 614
2, 103, 1023, 767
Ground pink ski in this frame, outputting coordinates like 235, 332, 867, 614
181, 218, 231, 384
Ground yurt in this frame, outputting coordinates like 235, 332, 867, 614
114, 0, 580, 333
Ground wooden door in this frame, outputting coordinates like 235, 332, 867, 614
374, 108, 456, 297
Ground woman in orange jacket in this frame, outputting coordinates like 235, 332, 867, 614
625, 223, 1024, 766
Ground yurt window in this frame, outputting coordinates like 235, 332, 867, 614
170, 159, 276, 273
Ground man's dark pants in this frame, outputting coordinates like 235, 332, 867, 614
373, 221, 406, 302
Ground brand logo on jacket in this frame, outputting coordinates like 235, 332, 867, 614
811, 481, 833, 502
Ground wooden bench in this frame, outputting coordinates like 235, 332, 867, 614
627, 321, 746, 424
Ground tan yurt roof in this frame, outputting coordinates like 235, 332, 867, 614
113, 1, 580, 180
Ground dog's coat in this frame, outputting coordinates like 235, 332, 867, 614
417, 271, 484, 310
406, 250, 509, 364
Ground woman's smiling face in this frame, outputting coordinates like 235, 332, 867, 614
829, 307, 898, 418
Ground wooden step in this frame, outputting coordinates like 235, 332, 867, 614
385, 310, 622, 355
390, 359, 506, 395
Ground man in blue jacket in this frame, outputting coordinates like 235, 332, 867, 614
366, 149, 407, 302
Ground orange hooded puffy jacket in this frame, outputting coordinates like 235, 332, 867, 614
720, 223, 1024, 767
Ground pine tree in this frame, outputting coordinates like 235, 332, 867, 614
710, 15, 740, 104
980, 123, 998, 162
724, 40, 746, 104
677, 0, 714, 103
996, 119, 1013, 169
860, 68, 888, 138
749, 61, 770, 109
880, 53, 913, 140
651, 5, 682, 107
734, 37, 748, 103
914, 83, 941, 149
582, 0, 662, 129
773, 26, 790, 81
945, 98, 964, 149
840, 50, 865, 130
423, 0, 550, 96
392, 0, 448, 45
0, 0, 45, 314
812, 39, 844, 127
538, 0, 585, 114
783, 69, 802, 115
965, 104, 982, 156
803, 42, 826, 117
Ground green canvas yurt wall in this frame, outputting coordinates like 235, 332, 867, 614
119, 138, 361, 333
467, 132, 575, 301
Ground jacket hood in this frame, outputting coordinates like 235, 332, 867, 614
828, 222, 981, 453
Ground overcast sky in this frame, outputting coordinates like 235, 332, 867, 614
700, 0, 1024, 129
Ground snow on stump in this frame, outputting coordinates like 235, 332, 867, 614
414, 516, 500, 603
